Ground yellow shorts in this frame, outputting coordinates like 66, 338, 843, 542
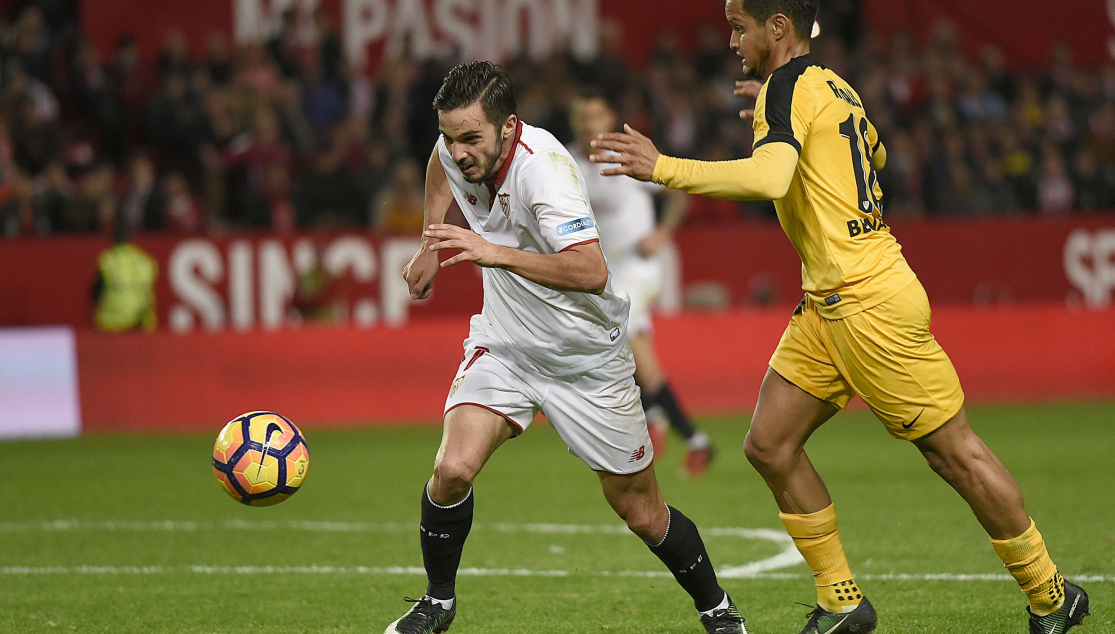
769, 280, 965, 440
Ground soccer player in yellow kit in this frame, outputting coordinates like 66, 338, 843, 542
590, 1, 1092, 633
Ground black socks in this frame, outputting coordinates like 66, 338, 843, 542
642, 383, 697, 440
647, 506, 725, 612
420, 482, 474, 600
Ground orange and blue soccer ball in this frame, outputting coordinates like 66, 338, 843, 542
212, 411, 309, 506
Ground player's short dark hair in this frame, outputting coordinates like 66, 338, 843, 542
743, 0, 818, 41
432, 61, 517, 129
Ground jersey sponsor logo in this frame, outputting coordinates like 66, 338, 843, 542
824, 294, 842, 306
498, 193, 511, 219
466, 194, 478, 206
628, 445, 646, 463
556, 216, 595, 236
846, 216, 888, 237
610, 326, 621, 341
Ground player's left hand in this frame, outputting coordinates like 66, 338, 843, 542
425, 224, 503, 268
734, 80, 762, 120
589, 124, 660, 182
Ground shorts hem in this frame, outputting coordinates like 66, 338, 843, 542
767, 362, 850, 410
901, 398, 965, 441
445, 402, 525, 436
592, 461, 655, 477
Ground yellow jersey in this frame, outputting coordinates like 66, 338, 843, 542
751, 53, 915, 317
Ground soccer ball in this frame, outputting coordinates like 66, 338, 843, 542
212, 411, 309, 506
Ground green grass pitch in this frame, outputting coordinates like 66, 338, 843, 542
1, 403, 1112, 633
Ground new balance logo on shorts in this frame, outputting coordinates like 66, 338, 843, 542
556, 217, 594, 236
628, 445, 646, 463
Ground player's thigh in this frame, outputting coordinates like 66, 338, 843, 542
440, 345, 539, 475
542, 349, 655, 475
748, 366, 842, 458
754, 299, 852, 452
628, 333, 664, 390
825, 281, 965, 441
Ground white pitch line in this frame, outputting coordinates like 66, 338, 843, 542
2, 566, 1111, 584
3, 520, 1111, 584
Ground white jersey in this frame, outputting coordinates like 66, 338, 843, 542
438, 122, 631, 377
569, 148, 658, 267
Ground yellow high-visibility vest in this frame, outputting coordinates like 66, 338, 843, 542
95, 243, 158, 332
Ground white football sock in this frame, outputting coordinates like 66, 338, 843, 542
428, 596, 455, 610
697, 591, 729, 617
687, 431, 711, 451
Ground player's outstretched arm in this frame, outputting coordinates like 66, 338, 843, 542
424, 224, 608, 294
402, 144, 455, 300
590, 125, 799, 202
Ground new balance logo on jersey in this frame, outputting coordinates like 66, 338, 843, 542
466, 194, 478, 205
629, 445, 646, 462
556, 217, 594, 236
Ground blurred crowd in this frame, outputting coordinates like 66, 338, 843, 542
1, 2, 1113, 239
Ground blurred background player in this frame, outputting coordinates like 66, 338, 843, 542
568, 93, 715, 477
591, 0, 1091, 633
90, 219, 157, 332
390, 61, 746, 634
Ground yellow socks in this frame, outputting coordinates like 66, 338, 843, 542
780, 504, 861, 614
991, 519, 1064, 616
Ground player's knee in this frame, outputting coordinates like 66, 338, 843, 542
743, 429, 791, 472
432, 454, 479, 498
622, 504, 663, 541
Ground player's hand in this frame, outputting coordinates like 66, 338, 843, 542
425, 224, 503, 268
734, 80, 762, 120
403, 239, 439, 300
637, 229, 669, 256
589, 124, 660, 182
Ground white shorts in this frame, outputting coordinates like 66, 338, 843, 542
611, 258, 661, 336
444, 341, 653, 474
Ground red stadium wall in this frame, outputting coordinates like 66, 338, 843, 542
75, 305, 1115, 433
80, 0, 1113, 72
3, 216, 1115, 331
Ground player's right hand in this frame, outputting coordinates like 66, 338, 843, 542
734, 80, 762, 120
403, 240, 438, 300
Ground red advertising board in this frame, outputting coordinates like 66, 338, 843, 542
2, 216, 1114, 331
81, 0, 728, 73
81, 0, 1112, 73
74, 305, 1115, 432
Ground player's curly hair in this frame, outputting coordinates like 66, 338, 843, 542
742, 0, 818, 41
433, 61, 517, 128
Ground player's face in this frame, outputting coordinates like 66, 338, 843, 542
727, 0, 772, 79
438, 103, 513, 184
570, 98, 617, 148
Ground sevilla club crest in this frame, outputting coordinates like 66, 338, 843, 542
498, 193, 510, 219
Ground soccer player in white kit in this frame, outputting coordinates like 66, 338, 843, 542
569, 94, 716, 478
387, 62, 746, 634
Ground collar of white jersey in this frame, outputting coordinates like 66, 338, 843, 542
486, 121, 532, 187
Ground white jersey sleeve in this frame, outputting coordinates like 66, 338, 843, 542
520, 150, 601, 253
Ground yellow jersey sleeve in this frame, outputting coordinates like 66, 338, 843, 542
651, 142, 800, 201
753, 72, 817, 154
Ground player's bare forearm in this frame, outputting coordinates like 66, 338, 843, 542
421, 144, 454, 242
494, 243, 608, 294
426, 223, 607, 294
402, 144, 453, 301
